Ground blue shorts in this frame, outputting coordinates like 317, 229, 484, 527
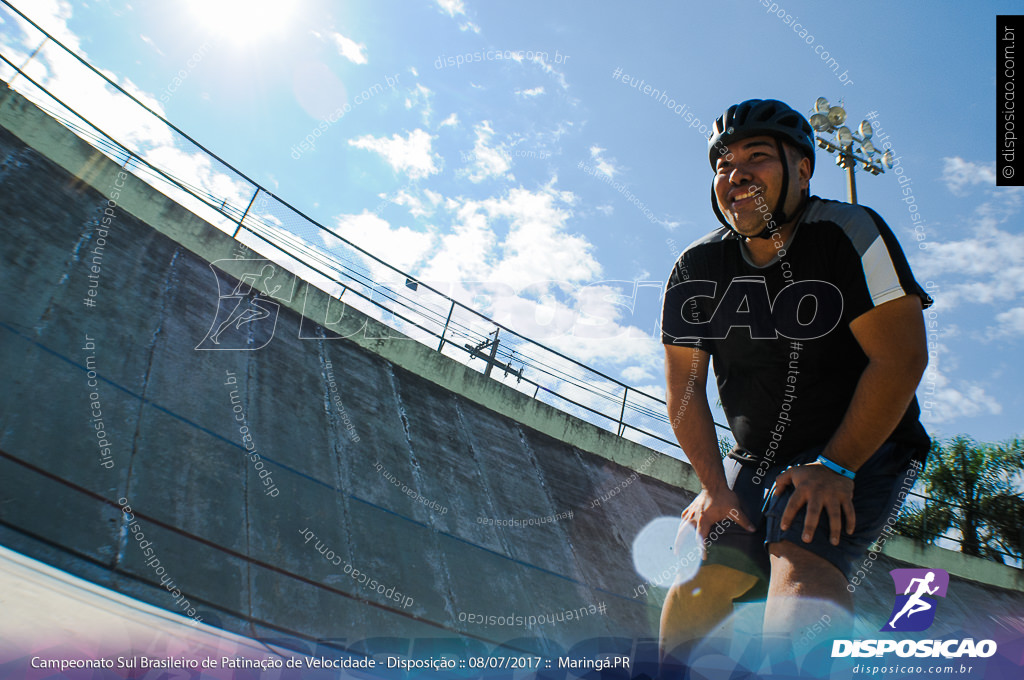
704, 441, 925, 601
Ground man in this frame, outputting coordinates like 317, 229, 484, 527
658, 99, 931, 667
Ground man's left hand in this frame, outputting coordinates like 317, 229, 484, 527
772, 464, 855, 546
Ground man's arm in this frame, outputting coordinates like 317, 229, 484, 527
821, 293, 928, 469
665, 344, 756, 536
775, 294, 928, 545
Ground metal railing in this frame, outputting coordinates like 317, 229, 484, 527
0, 1, 697, 459
0, 1, 1017, 567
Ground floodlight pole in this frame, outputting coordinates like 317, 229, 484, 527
842, 146, 858, 205
810, 98, 893, 206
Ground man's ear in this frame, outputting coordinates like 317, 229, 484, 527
796, 155, 812, 190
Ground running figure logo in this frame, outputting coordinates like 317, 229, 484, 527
196, 259, 297, 351
882, 568, 949, 632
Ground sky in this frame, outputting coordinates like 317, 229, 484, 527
0, 0, 1020, 448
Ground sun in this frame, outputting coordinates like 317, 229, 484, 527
186, 0, 298, 45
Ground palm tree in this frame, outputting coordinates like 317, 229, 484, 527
896, 436, 1024, 563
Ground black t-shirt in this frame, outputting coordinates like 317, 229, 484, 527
661, 196, 932, 466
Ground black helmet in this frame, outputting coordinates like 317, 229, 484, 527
708, 99, 815, 172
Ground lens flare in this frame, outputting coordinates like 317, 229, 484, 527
631, 516, 702, 589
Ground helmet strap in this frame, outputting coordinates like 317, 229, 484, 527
750, 138, 791, 240
752, 138, 810, 240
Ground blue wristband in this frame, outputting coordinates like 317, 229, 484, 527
816, 455, 856, 480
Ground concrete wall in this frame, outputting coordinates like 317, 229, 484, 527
1, 82, 1022, 665
0, 83, 690, 655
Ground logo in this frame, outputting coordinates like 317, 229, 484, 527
832, 567, 997, 659
663, 277, 845, 341
882, 568, 949, 632
196, 259, 297, 351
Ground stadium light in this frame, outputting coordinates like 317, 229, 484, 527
810, 98, 891, 204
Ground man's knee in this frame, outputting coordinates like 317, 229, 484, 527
668, 562, 759, 601
661, 563, 760, 654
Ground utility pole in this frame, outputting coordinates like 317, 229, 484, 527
464, 329, 523, 381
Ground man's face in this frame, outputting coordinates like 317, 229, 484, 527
713, 135, 810, 237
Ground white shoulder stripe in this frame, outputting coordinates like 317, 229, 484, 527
861, 237, 906, 305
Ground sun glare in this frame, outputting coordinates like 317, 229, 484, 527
187, 0, 297, 45
632, 516, 701, 588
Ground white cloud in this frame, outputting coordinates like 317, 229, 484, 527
588, 145, 618, 179
622, 366, 654, 384
325, 31, 368, 65
348, 129, 440, 179
634, 382, 667, 402
549, 334, 663, 380
464, 121, 513, 183
541, 120, 575, 147
913, 331, 1002, 425
547, 282, 663, 363
391, 189, 434, 218
433, 0, 481, 33
139, 34, 165, 56
404, 83, 432, 124
941, 157, 996, 196
416, 183, 600, 295
911, 184, 1024, 312
515, 86, 545, 98
417, 186, 654, 365
488, 186, 598, 288
419, 198, 497, 284
919, 367, 1002, 424
530, 53, 569, 91
988, 306, 1024, 338
435, 0, 465, 16
328, 211, 435, 275
439, 112, 459, 128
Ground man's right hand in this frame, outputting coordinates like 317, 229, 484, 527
680, 487, 757, 540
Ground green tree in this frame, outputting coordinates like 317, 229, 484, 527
897, 436, 1024, 563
